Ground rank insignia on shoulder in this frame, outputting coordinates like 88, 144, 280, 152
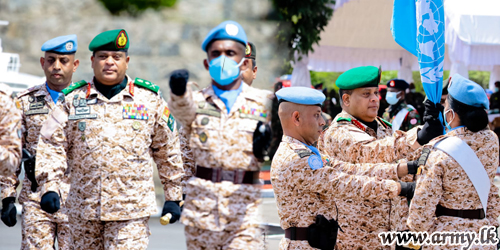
134, 78, 160, 93
123, 103, 149, 120
308, 155, 324, 170
161, 106, 175, 131
62, 80, 87, 95
336, 117, 351, 123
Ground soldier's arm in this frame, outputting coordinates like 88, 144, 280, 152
179, 126, 195, 191
285, 155, 401, 201
330, 159, 407, 181
407, 151, 444, 232
0, 94, 22, 176
168, 83, 197, 128
152, 100, 184, 202
35, 105, 69, 198
486, 184, 500, 227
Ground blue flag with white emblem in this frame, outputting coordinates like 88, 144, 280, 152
391, 0, 445, 104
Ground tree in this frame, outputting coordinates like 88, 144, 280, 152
271, 0, 335, 61
98, 0, 177, 16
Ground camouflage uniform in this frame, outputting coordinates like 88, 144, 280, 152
0, 84, 72, 249
35, 77, 184, 249
382, 103, 421, 132
0, 83, 22, 177
408, 127, 500, 250
272, 135, 401, 250
169, 82, 272, 249
318, 111, 421, 249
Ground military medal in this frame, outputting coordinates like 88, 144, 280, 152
199, 132, 207, 143
132, 121, 141, 130
123, 103, 149, 120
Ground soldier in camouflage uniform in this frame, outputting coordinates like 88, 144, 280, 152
271, 86, 415, 250
318, 66, 443, 249
0, 35, 79, 249
0, 83, 22, 180
382, 79, 421, 132
408, 75, 500, 250
34, 29, 184, 249
168, 21, 272, 249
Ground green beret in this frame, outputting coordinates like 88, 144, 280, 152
336, 66, 381, 90
89, 29, 129, 52
245, 42, 256, 60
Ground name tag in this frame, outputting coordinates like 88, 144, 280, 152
26, 109, 49, 116
69, 113, 98, 120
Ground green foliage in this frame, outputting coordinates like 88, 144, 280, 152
469, 71, 490, 89
310, 71, 342, 90
271, 0, 335, 60
98, 0, 177, 16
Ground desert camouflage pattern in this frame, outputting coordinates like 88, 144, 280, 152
21, 201, 71, 250
69, 215, 150, 249
35, 76, 184, 221
179, 126, 195, 191
185, 225, 263, 249
0, 83, 22, 177
318, 110, 420, 249
169, 82, 272, 233
271, 135, 401, 250
408, 127, 500, 250
382, 102, 421, 132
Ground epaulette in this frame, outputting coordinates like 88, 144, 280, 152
134, 78, 159, 93
378, 117, 392, 128
296, 149, 313, 158
62, 80, 87, 95
336, 117, 351, 123
16, 85, 39, 98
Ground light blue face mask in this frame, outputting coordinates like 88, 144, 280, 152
208, 55, 244, 86
495, 87, 499, 93
443, 109, 454, 131
386, 91, 400, 105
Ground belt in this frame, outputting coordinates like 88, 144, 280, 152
435, 204, 485, 219
285, 227, 308, 241
195, 166, 259, 184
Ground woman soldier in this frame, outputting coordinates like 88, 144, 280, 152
407, 74, 500, 250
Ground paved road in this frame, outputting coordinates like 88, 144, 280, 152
0, 197, 282, 249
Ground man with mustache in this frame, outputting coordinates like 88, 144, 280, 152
34, 29, 183, 249
0, 35, 78, 249
318, 66, 443, 249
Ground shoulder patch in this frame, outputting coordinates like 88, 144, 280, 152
337, 117, 351, 123
134, 78, 159, 93
296, 149, 313, 158
378, 117, 392, 128
307, 155, 324, 170
62, 80, 87, 95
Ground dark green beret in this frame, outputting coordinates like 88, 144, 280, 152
336, 66, 381, 90
245, 42, 256, 60
89, 29, 129, 52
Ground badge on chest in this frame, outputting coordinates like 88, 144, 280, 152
69, 95, 98, 120
123, 104, 149, 120
26, 95, 49, 116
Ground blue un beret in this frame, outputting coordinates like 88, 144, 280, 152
41, 34, 77, 54
386, 79, 409, 90
448, 74, 489, 109
276, 87, 326, 106
202, 21, 247, 52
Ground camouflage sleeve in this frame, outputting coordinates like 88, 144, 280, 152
285, 156, 400, 200
407, 151, 444, 232
179, 126, 195, 191
486, 184, 500, 227
35, 106, 69, 197
0, 167, 20, 200
152, 99, 184, 201
167, 82, 197, 128
330, 159, 400, 181
322, 125, 420, 164
0, 93, 22, 177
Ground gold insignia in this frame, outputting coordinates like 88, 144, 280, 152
245, 43, 251, 56
199, 132, 207, 143
116, 30, 128, 48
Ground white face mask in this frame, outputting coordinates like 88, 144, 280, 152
443, 108, 455, 131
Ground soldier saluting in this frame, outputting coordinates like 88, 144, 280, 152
34, 29, 184, 249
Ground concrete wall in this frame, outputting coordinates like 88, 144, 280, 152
0, 0, 287, 94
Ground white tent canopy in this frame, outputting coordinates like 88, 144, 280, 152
292, 0, 500, 89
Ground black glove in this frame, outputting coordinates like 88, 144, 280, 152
417, 100, 444, 145
169, 69, 189, 96
407, 161, 418, 175
399, 182, 416, 200
1, 197, 17, 227
253, 121, 272, 161
40, 191, 60, 214
422, 99, 444, 122
162, 201, 181, 224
